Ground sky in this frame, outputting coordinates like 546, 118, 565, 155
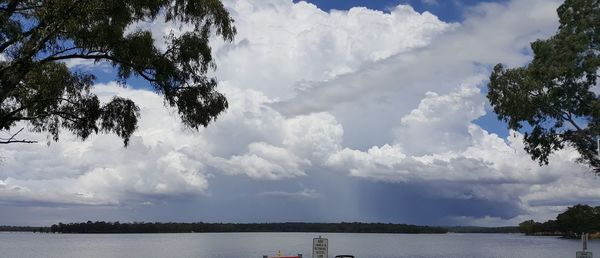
2, 0, 600, 227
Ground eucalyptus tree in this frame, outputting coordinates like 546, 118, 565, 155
488, 0, 600, 171
0, 0, 236, 145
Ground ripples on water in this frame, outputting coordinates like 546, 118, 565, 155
0, 232, 595, 258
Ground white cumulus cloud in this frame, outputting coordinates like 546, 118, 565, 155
1, 0, 598, 225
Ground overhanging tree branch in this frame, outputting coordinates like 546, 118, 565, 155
487, 0, 600, 172
0, 0, 235, 146
0, 128, 37, 144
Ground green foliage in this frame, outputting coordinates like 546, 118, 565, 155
518, 219, 560, 235
487, 0, 600, 170
0, 0, 235, 145
518, 220, 535, 234
556, 204, 600, 234
519, 204, 600, 238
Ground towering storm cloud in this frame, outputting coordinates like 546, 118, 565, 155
1, 0, 597, 227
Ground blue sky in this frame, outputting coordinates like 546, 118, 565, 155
3, 0, 595, 228
299, 0, 508, 22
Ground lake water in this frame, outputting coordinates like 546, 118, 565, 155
0, 232, 595, 258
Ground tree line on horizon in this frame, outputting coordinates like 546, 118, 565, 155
519, 204, 600, 238
45, 221, 449, 234
1, 222, 523, 234
0, 225, 49, 233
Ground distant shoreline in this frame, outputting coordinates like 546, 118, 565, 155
0, 222, 519, 234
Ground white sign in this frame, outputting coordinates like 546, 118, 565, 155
577, 251, 593, 258
312, 237, 328, 258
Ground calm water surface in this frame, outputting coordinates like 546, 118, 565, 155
0, 232, 596, 258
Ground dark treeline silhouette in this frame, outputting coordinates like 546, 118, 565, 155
0, 226, 50, 233
447, 226, 519, 233
48, 221, 448, 234
0, 224, 521, 234
519, 204, 600, 238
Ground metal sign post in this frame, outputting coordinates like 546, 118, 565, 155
312, 236, 328, 258
577, 233, 593, 258
577, 138, 600, 258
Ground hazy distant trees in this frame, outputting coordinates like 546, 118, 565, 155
447, 226, 519, 234
0, 225, 49, 232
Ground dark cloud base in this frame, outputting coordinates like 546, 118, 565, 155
0, 170, 524, 226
